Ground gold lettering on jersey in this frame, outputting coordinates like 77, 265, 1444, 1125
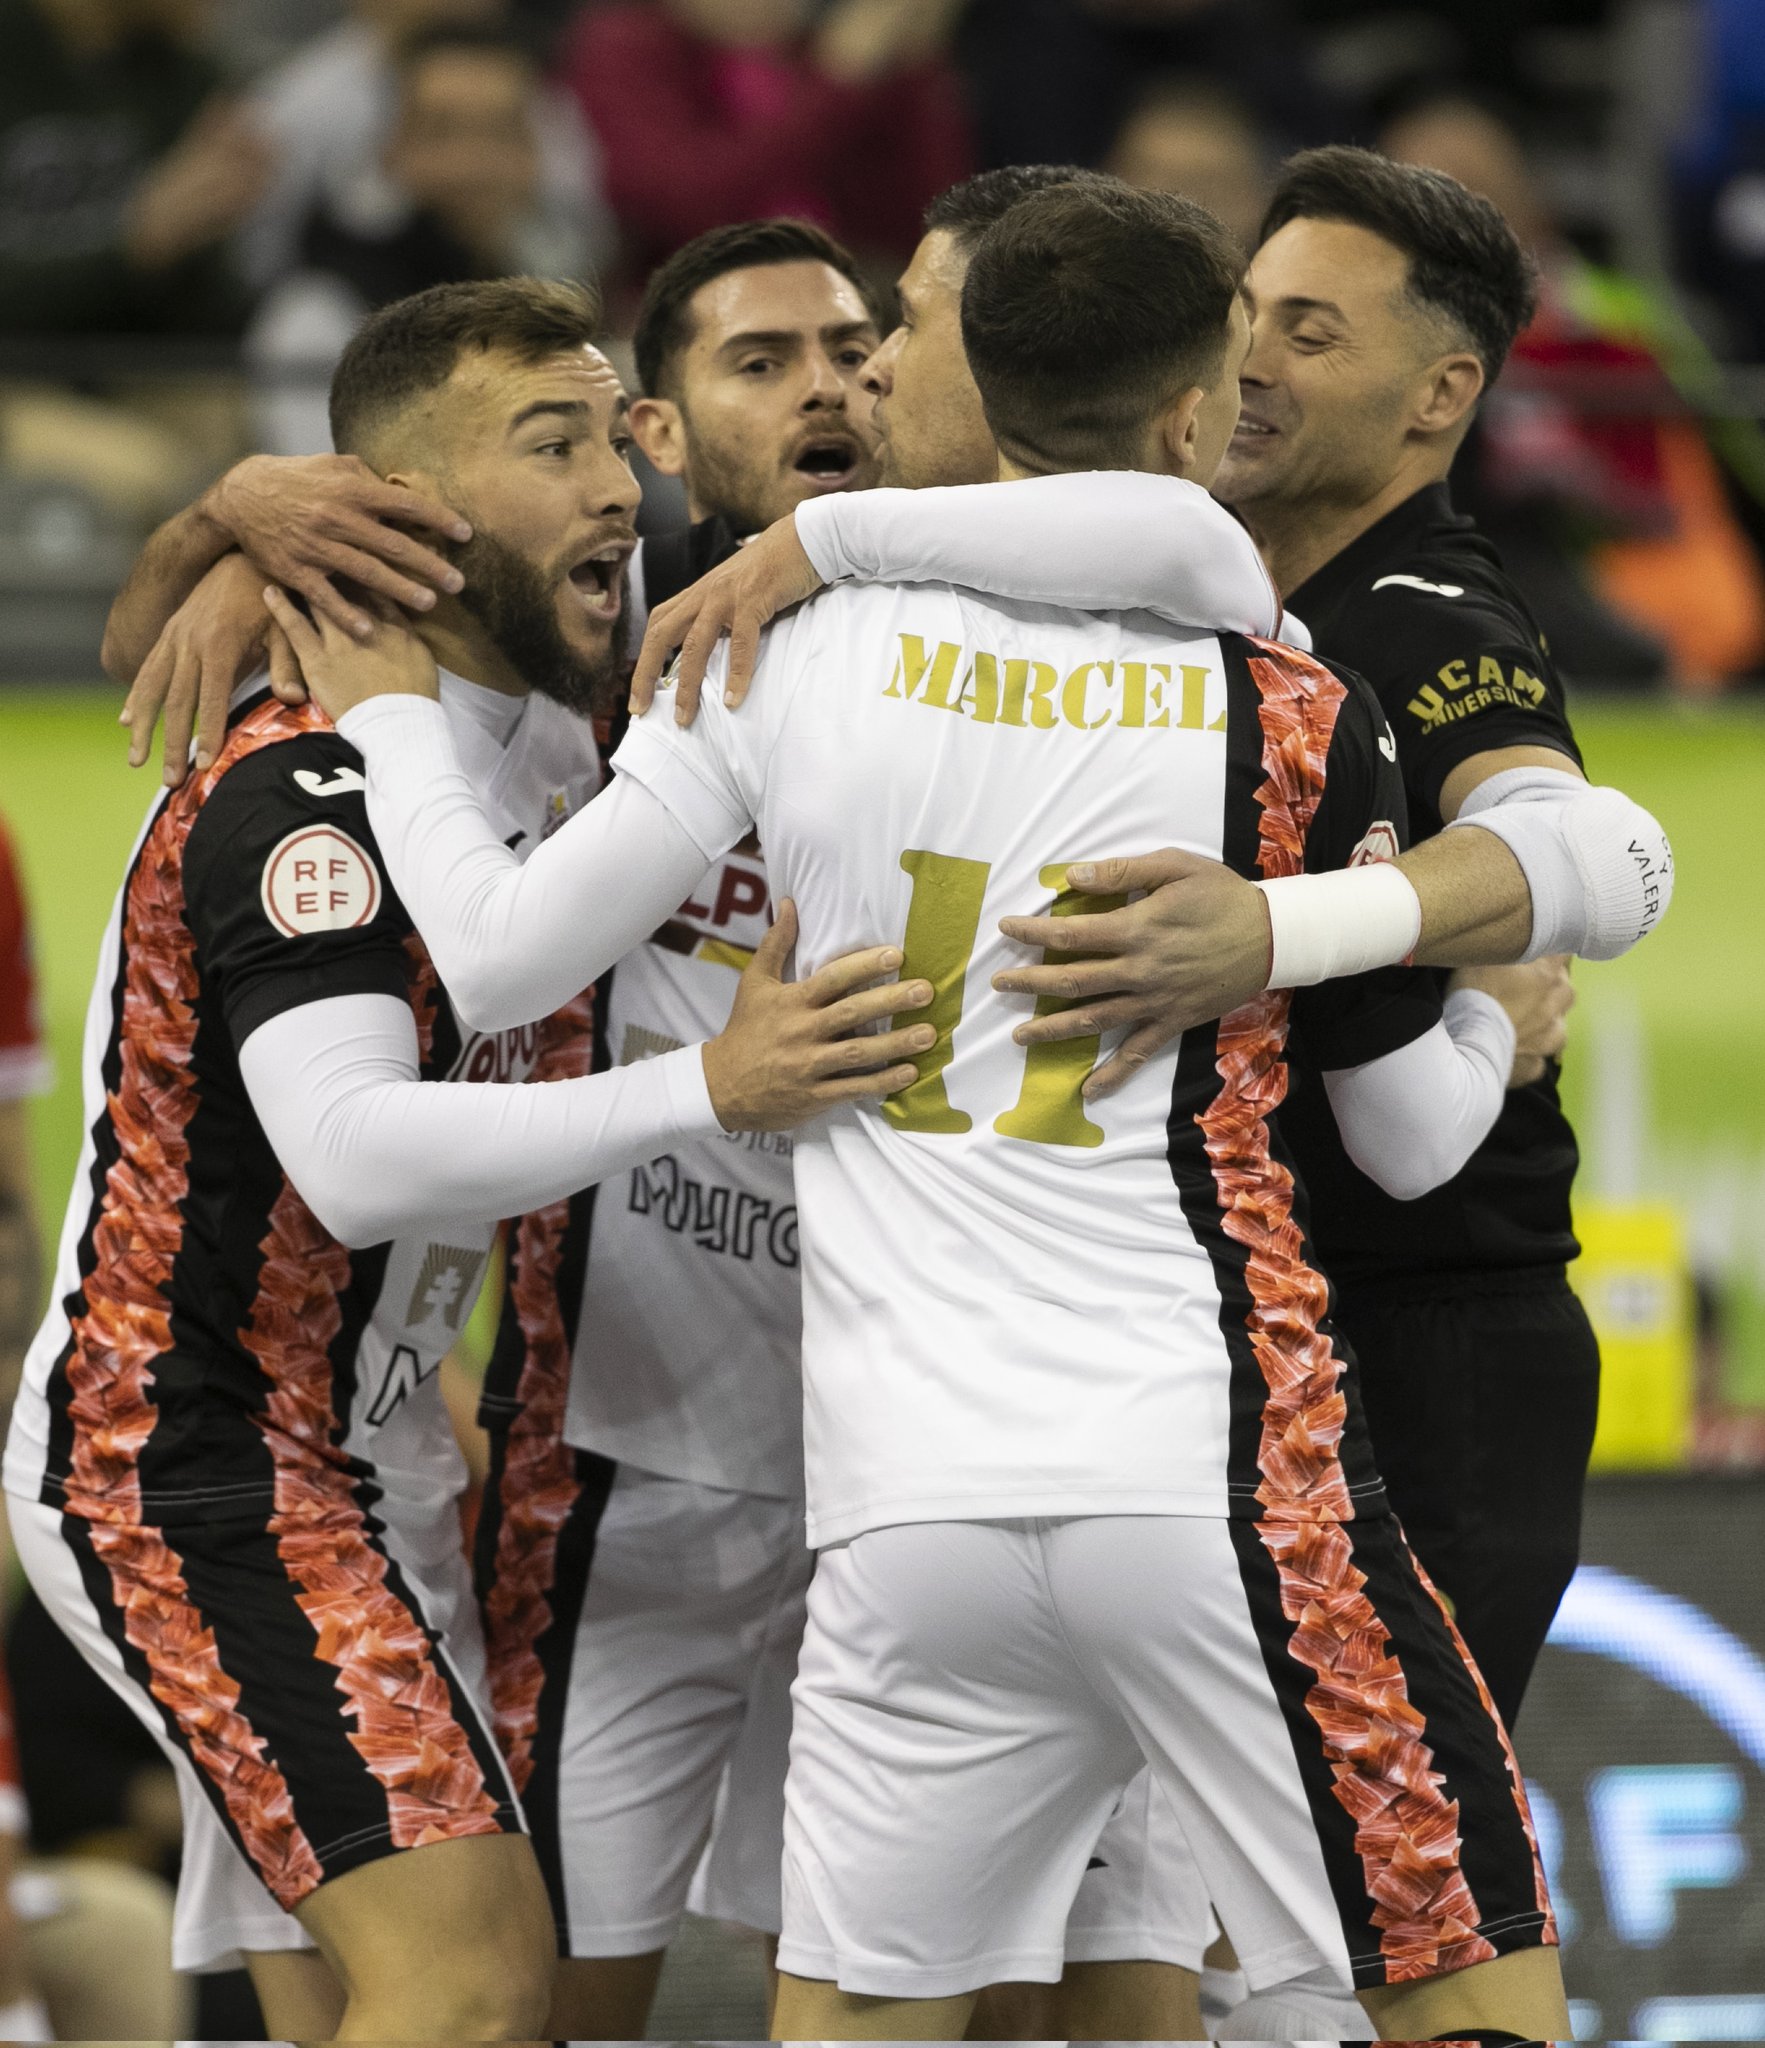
994, 865, 1128, 1149
1118, 662, 1169, 728
1062, 661, 1114, 730
1407, 656, 1551, 732
884, 636, 1223, 736
884, 633, 966, 712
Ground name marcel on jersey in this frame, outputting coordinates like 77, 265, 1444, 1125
883, 632, 1226, 734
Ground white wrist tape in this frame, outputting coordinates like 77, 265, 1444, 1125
1254, 863, 1423, 989
1447, 766, 1673, 962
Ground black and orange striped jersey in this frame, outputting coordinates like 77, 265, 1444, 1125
6, 682, 599, 1541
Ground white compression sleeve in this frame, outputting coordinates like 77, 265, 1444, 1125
796, 472, 1300, 642
336, 696, 719, 1032
239, 991, 718, 1248
1447, 763, 1674, 962
1320, 989, 1515, 1200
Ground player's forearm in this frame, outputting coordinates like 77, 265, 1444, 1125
796, 472, 1286, 638
1271, 772, 1673, 984
1321, 989, 1513, 1200
1400, 827, 1535, 968
240, 996, 718, 1248
101, 497, 235, 683
338, 697, 712, 1031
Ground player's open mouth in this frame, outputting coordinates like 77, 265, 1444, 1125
1232, 418, 1279, 441
567, 548, 630, 621
792, 439, 863, 491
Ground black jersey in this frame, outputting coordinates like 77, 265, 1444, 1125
1279, 483, 1585, 1287
625, 514, 740, 660
12, 684, 601, 1529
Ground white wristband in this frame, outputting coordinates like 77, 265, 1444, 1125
1255, 864, 1423, 989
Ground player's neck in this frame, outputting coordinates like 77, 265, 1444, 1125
417, 611, 529, 699
1240, 446, 1453, 597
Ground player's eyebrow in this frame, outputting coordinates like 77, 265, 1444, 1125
714, 329, 805, 360
509, 399, 591, 431
1274, 293, 1350, 325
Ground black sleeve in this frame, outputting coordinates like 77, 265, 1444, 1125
182, 731, 414, 1049
1290, 663, 1443, 1071
1330, 583, 1582, 824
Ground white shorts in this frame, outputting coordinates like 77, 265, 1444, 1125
1061, 1767, 1216, 1971
11, 1491, 510, 1975
778, 1515, 1555, 2000
477, 1452, 809, 1955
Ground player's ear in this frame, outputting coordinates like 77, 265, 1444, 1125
383, 463, 452, 508
1156, 386, 1208, 478
629, 397, 688, 479
1416, 350, 1485, 439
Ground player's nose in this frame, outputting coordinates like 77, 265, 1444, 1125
861, 330, 901, 399
801, 350, 848, 409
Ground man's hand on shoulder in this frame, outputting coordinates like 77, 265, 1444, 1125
630, 513, 825, 727
702, 901, 934, 1130
263, 587, 440, 724
205, 453, 471, 638
993, 850, 1274, 1100
1450, 955, 1573, 1087
121, 551, 309, 785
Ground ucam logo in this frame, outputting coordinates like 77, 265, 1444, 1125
1533, 1565, 1765, 2041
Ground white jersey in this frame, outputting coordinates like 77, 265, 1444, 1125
5, 672, 599, 1577
613, 583, 1436, 1547
563, 838, 804, 1498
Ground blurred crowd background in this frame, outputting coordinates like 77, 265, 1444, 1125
4, 0, 1765, 695
1, 0, 1764, 2037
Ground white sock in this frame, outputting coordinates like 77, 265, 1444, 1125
0, 1992, 54, 2040
1199, 1961, 1248, 2028
1218, 1969, 1372, 2042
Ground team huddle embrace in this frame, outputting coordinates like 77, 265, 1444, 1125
12, 149, 1670, 2042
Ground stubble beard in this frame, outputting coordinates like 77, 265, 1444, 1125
683, 431, 788, 539
453, 527, 619, 718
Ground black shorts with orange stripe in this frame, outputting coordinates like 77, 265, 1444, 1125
38, 1495, 520, 1916
11, 689, 525, 1916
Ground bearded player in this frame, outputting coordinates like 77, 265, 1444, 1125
10, 276, 925, 2041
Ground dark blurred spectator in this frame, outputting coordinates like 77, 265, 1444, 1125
1103, 74, 1268, 248
1390, 95, 1765, 689
0, 817, 47, 1399
245, 0, 611, 294
955, 0, 1338, 175
248, 23, 583, 451
1675, 0, 1765, 362
560, 0, 972, 274
0, 0, 265, 335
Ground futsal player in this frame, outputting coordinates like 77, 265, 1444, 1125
642, 151, 1667, 2041
474, 217, 882, 2038
472, 210, 1290, 2041
4, 276, 926, 2041
275, 181, 1571, 2045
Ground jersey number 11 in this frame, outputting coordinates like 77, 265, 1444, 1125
886, 849, 1125, 1150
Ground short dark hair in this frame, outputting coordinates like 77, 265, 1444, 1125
1259, 145, 1537, 383
330, 276, 603, 460
923, 162, 1114, 253
632, 218, 881, 399
960, 182, 1243, 471
394, 21, 535, 77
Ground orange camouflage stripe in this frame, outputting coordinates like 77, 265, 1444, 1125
1198, 641, 1499, 1981
64, 699, 334, 1907
479, 992, 598, 1794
